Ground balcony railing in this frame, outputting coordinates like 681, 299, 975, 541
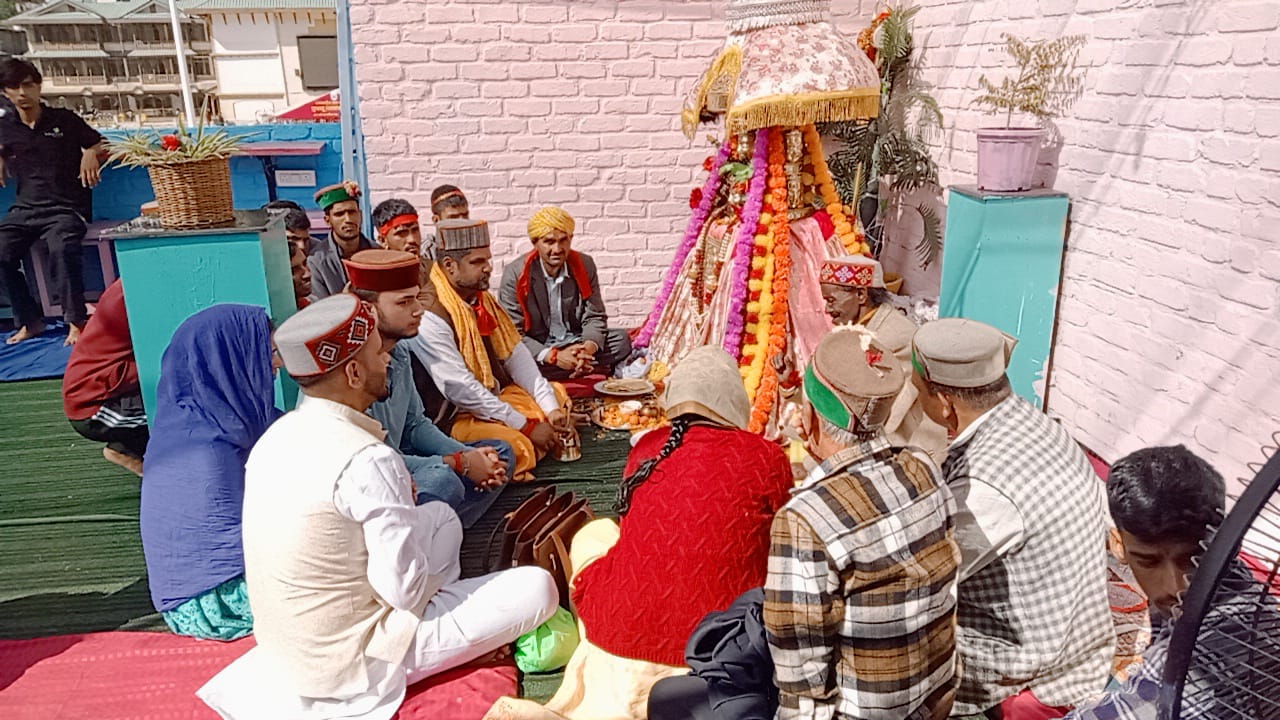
139, 73, 179, 83
48, 75, 109, 86
33, 41, 102, 51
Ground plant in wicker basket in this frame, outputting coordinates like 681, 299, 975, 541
108, 106, 245, 230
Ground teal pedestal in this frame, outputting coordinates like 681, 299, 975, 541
106, 210, 299, 417
940, 186, 1069, 409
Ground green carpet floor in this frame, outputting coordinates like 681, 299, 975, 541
0, 378, 631, 698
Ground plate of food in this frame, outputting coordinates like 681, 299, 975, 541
591, 399, 668, 432
594, 378, 656, 398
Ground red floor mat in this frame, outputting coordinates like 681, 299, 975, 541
0, 631, 515, 720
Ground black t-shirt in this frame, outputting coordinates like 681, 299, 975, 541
0, 100, 103, 217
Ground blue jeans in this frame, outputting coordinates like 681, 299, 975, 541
404, 438, 514, 528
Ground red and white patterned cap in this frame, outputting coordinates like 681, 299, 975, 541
819, 255, 884, 289
274, 294, 377, 378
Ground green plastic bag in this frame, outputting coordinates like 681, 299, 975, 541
515, 607, 580, 673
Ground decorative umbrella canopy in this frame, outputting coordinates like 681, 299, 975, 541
683, 0, 882, 138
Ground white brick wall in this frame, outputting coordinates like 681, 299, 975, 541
351, 0, 876, 322
908, 0, 1280, 485
353, 0, 1280, 485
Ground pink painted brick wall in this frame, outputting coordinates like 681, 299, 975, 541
909, 0, 1280, 485
351, 0, 876, 323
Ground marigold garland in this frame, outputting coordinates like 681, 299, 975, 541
748, 127, 793, 433
802, 124, 870, 256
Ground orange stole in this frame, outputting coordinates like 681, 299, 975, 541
450, 383, 570, 480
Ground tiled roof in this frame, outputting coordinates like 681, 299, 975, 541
6, 0, 334, 26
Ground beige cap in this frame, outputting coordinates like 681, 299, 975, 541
805, 328, 903, 434
911, 318, 1017, 388
663, 345, 750, 430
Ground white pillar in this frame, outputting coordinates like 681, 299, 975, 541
166, 0, 196, 126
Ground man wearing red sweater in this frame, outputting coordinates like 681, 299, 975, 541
62, 279, 146, 475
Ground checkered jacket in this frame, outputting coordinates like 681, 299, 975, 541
944, 395, 1115, 715
765, 437, 961, 720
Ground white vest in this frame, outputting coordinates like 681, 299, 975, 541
242, 396, 419, 699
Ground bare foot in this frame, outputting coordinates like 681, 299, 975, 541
6, 320, 46, 345
103, 447, 144, 477
64, 324, 82, 346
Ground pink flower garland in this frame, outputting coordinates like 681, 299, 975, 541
722, 129, 770, 358
635, 140, 734, 348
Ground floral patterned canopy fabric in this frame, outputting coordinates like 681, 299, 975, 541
682, 0, 882, 138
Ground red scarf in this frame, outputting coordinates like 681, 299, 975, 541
514, 251, 594, 332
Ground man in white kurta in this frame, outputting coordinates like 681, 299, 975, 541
198, 294, 558, 720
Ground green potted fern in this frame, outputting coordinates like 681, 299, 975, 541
827, 4, 945, 270
108, 101, 245, 230
974, 34, 1086, 191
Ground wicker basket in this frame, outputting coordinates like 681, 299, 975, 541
146, 156, 235, 230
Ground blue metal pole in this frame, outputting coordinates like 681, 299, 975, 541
336, 0, 372, 230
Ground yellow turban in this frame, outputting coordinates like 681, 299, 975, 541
527, 206, 575, 241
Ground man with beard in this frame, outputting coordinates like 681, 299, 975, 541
308, 181, 377, 299
198, 293, 557, 720
499, 206, 631, 380
349, 249, 513, 528
405, 218, 571, 480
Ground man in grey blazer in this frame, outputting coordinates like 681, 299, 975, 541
499, 206, 631, 380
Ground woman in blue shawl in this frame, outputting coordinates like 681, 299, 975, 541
139, 304, 281, 641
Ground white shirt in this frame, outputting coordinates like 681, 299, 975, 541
407, 312, 560, 429
948, 404, 1027, 582
199, 399, 463, 720
542, 263, 571, 347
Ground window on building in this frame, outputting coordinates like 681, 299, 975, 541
296, 35, 338, 91
190, 57, 213, 78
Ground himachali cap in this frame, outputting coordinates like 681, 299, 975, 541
820, 255, 885, 289
344, 249, 420, 293
805, 327, 903, 434
274, 294, 377, 378
437, 218, 491, 252
911, 318, 1018, 388
681, 0, 881, 137
315, 182, 359, 211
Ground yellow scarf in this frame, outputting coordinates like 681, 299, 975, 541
430, 263, 521, 390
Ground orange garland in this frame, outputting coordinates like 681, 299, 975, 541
748, 128, 792, 433
802, 124, 870, 256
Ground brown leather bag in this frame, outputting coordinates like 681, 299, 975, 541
488, 486, 596, 607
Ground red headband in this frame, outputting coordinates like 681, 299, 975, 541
377, 213, 419, 238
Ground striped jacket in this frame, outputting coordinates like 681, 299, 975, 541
765, 437, 960, 720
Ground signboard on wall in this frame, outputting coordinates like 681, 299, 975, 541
276, 90, 341, 123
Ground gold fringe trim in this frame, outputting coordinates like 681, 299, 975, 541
726, 89, 880, 134
682, 46, 744, 139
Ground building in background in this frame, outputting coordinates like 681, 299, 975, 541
185, 0, 337, 123
5, 0, 215, 123
2, 0, 336, 124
